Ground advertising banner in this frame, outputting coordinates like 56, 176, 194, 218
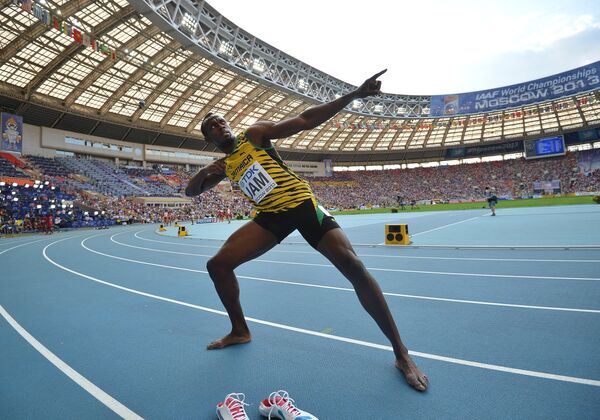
323, 159, 333, 177
445, 140, 522, 159
430, 61, 600, 117
1, 113, 23, 153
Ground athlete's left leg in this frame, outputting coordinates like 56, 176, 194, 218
316, 228, 428, 391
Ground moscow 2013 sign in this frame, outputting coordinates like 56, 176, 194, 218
429, 60, 600, 117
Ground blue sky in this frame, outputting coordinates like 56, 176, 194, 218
207, 0, 600, 95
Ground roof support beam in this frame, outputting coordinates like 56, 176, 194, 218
100, 39, 180, 115
129, 55, 197, 122
322, 115, 361, 150
186, 77, 245, 132
158, 66, 218, 128
63, 25, 162, 107
223, 85, 265, 124
24, 5, 137, 100
0, 0, 96, 63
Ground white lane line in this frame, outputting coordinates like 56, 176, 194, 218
134, 230, 600, 263
0, 232, 89, 255
0, 238, 37, 246
377, 215, 484, 245
0, 304, 143, 419
409, 244, 600, 249
134, 231, 222, 250
1, 234, 143, 419
148, 227, 600, 249
41, 237, 600, 387
110, 233, 600, 282
349, 254, 600, 263
82, 235, 600, 314
411, 216, 484, 237
0, 238, 50, 254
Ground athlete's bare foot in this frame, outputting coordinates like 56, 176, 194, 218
206, 332, 251, 350
396, 356, 428, 391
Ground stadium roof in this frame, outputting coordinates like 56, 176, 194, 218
1, 0, 599, 163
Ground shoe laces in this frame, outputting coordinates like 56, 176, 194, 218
267, 390, 302, 418
223, 392, 249, 420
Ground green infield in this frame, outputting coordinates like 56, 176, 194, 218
330, 195, 598, 215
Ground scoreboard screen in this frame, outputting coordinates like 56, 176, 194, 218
523, 135, 566, 160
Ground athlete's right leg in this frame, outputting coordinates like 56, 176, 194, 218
206, 220, 279, 349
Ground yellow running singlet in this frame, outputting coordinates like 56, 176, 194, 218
224, 132, 315, 212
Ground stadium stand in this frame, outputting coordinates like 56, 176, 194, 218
0, 156, 28, 179
3, 148, 598, 235
0, 1, 598, 234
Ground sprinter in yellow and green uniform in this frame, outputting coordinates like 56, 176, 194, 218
185, 70, 428, 392
223, 130, 313, 213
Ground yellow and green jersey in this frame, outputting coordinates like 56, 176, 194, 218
224, 131, 315, 212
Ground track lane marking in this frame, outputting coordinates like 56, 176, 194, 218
0, 235, 143, 419
0, 237, 52, 254
81, 234, 600, 313
39, 235, 600, 387
110, 233, 600, 282
132, 230, 600, 262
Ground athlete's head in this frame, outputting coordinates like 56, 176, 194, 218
201, 113, 235, 149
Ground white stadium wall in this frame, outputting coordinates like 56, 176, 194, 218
18, 122, 326, 176
21, 124, 49, 157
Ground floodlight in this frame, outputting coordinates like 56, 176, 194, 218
252, 58, 265, 73
297, 79, 308, 91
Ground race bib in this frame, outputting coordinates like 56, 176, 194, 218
238, 161, 277, 203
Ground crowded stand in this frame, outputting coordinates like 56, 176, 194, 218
1, 148, 599, 235
0, 180, 114, 235
311, 151, 599, 210
0, 156, 28, 178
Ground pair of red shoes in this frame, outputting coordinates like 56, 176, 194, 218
216, 390, 318, 419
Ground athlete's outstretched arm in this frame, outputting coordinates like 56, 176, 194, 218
185, 158, 226, 196
246, 70, 387, 147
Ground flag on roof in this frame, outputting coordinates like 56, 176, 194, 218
21, 0, 32, 12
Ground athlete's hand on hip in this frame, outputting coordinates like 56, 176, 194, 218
355, 69, 387, 98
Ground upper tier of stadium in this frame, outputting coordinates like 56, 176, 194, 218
1, 0, 599, 163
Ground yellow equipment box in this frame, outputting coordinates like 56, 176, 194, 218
385, 224, 409, 245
